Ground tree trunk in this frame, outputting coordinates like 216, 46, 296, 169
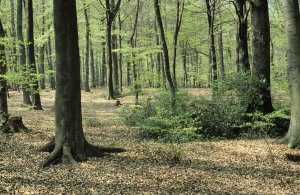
41, 0, 124, 168
47, 36, 55, 89
218, 28, 225, 79
90, 40, 96, 88
10, 0, 18, 90
25, 0, 42, 110
153, 0, 176, 100
17, 0, 31, 105
118, 13, 123, 93
154, 21, 161, 87
84, 6, 90, 92
250, 0, 273, 114
101, 41, 107, 87
0, 18, 8, 115
282, 0, 300, 149
172, 0, 184, 88
235, 0, 250, 73
39, 0, 46, 89
112, 22, 119, 94
205, 0, 217, 81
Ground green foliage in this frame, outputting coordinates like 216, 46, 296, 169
120, 74, 290, 142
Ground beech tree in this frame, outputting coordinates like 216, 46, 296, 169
25, 0, 43, 110
40, 0, 124, 167
282, 0, 300, 149
249, 0, 274, 114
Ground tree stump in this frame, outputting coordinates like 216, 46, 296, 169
0, 114, 28, 133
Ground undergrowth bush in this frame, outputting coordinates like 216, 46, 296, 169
119, 74, 290, 142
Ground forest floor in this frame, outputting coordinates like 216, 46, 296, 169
0, 88, 299, 194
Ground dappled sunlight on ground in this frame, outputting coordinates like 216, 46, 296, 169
0, 88, 299, 194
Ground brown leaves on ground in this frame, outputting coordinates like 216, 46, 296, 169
0, 88, 299, 194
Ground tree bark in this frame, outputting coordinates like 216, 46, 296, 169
205, 0, 217, 81
17, 0, 31, 105
234, 0, 250, 73
282, 0, 300, 149
250, 0, 273, 114
47, 36, 55, 89
0, 18, 8, 115
90, 40, 96, 88
84, 6, 90, 92
38, 0, 46, 89
153, 0, 176, 100
218, 26, 225, 79
41, 0, 124, 168
25, 0, 42, 110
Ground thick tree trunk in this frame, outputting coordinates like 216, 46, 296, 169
153, 0, 176, 101
17, 0, 31, 105
250, 0, 273, 114
25, 0, 42, 110
41, 0, 124, 168
84, 6, 90, 92
282, 0, 300, 149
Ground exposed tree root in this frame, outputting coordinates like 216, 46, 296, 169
41, 138, 126, 168
285, 154, 300, 162
0, 114, 28, 133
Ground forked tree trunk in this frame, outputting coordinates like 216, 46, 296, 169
25, 0, 42, 110
282, 0, 300, 149
41, 0, 124, 168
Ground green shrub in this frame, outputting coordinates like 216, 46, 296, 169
119, 74, 290, 142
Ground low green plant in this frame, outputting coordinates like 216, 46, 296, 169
85, 117, 102, 127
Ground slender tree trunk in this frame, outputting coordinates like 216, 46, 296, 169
218, 27, 225, 79
25, 0, 42, 110
84, 6, 90, 92
101, 41, 107, 87
112, 22, 119, 94
250, 0, 273, 114
235, 0, 250, 73
153, 0, 176, 100
172, 0, 184, 88
47, 36, 55, 89
235, 27, 240, 72
206, 0, 217, 81
118, 13, 123, 92
282, 0, 300, 149
0, 18, 8, 115
17, 0, 31, 105
90, 40, 96, 88
154, 21, 161, 87
39, 0, 46, 89
10, 0, 18, 90
130, 0, 140, 105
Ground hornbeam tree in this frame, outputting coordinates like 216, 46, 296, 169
40, 0, 124, 167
